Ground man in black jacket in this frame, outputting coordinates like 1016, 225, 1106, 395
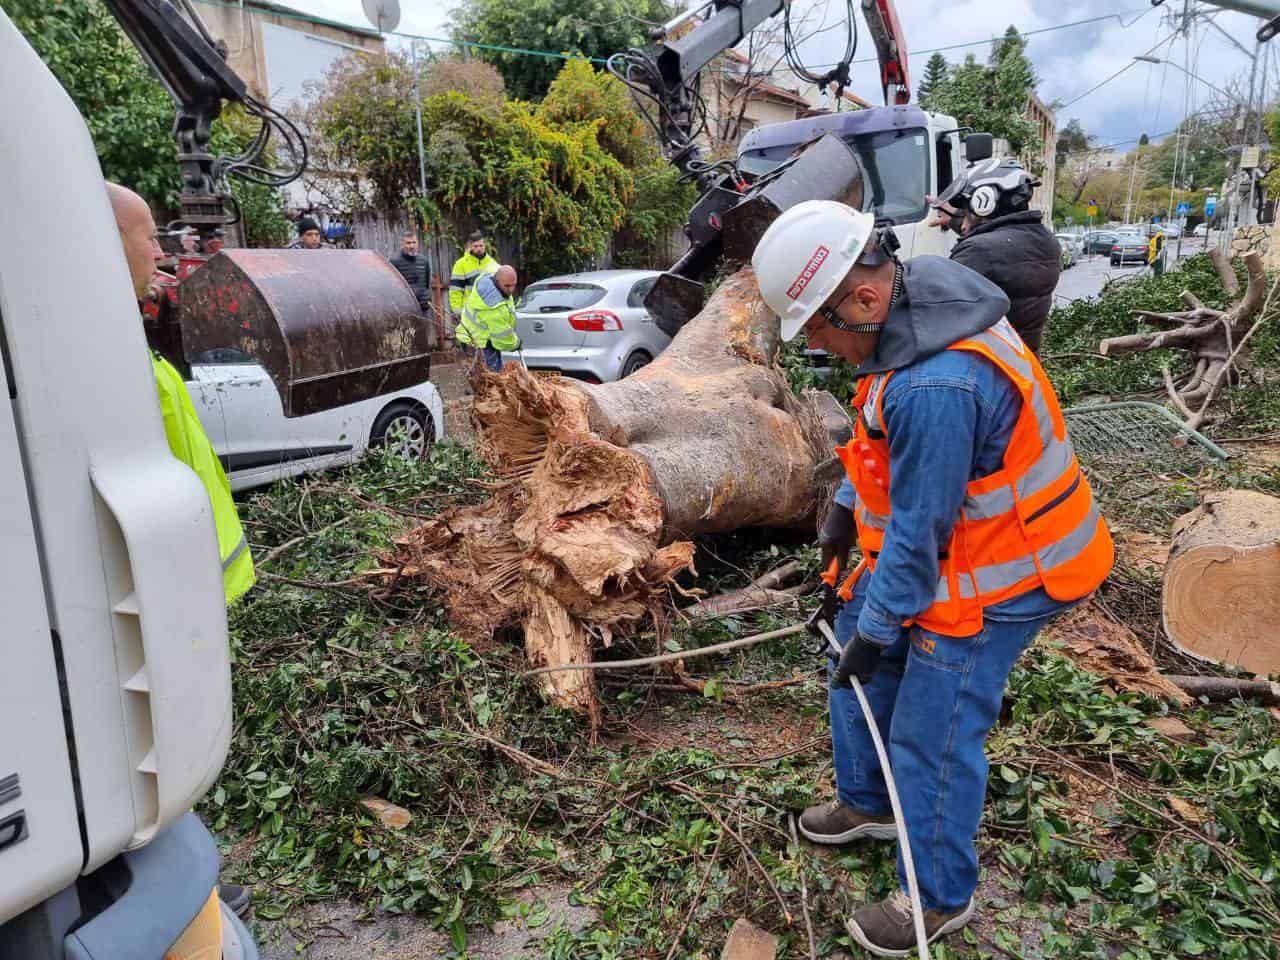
933, 158, 1061, 355
389, 230, 432, 316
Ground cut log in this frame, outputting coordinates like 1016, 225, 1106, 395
1163, 489, 1280, 675
392, 268, 849, 719
687, 584, 805, 622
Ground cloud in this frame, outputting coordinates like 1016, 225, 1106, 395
277, 0, 1269, 148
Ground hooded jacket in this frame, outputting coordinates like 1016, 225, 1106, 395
832, 256, 1071, 645
949, 210, 1061, 354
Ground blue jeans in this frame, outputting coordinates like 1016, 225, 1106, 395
458, 343, 503, 372
829, 575, 1059, 913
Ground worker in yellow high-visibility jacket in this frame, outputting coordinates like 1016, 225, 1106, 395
455, 264, 520, 372
109, 181, 255, 931
109, 182, 255, 603
448, 230, 499, 319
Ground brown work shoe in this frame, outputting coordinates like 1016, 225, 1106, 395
847, 890, 975, 957
797, 800, 896, 845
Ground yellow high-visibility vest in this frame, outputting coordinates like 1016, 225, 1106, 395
152, 354, 255, 604
448, 251, 499, 314
454, 281, 519, 351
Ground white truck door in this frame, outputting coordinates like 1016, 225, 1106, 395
1, 7, 232, 886
0, 321, 83, 924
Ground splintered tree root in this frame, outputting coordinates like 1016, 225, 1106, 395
392, 268, 850, 719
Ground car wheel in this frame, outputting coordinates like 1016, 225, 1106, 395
371, 402, 434, 461
620, 351, 652, 379
1111, 257, 1119, 267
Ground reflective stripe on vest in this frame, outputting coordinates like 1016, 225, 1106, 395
842, 318, 1113, 636
222, 534, 249, 570
456, 301, 488, 345
458, 288, 517, 349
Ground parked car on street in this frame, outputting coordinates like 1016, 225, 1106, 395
1193, 222, 1210, 238
506, 269, 670, 382
1056, 235, 1078, 269
1055, 232, 1084, 255
1111, 232, 1151, 266
1160, 223, 1181, 240
186, 347, 443, 491
1083, 231, 1119, 255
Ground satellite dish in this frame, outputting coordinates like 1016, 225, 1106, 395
362, 0, 401, 33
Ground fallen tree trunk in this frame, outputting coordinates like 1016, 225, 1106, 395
1099, 250, 1271, 429
393, 268, 848, 720
1163, 489, 1280, 675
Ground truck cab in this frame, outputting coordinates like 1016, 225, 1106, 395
737, 105, 969, 260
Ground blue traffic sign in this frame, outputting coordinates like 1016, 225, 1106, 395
1176, 201, 1191, 216
1205, 196, 1217, 217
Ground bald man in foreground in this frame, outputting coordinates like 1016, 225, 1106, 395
454, 263, 521, 372
107, 182, 256, 918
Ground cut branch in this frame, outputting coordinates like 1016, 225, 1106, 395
1099, 252, 1270, 426
1165, 675, 1280, 707
1210, 246, 1240, 296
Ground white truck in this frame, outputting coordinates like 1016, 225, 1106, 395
0, 8, 255, 956
2, 1, 433, 954
611, 0, 992, 334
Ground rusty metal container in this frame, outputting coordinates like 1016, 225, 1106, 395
178, 249, 431, 417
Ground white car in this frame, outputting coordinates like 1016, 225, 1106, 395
185, 347, 443, 491
1193, 223, 1209, 238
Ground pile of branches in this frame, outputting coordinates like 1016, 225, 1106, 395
1100, 250, 1275, 429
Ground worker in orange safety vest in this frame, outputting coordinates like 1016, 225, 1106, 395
751, 200, 1113, 957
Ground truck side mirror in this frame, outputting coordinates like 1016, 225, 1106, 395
964, 133, 994, 162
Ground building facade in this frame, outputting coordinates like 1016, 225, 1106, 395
190, 0, 383, 109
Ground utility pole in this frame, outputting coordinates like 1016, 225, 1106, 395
410, 39, 428, 202
1245, 41, 1271, 224
1225, 34, 1262, 251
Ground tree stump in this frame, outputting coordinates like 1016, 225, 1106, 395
1162, 489, 1280, 674
393, 267, 849, 720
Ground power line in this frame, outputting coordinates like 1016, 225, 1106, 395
1058, 28, 1179, 109
802, 7, 1152, 71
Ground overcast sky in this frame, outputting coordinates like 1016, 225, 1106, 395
283, 0, 1272, 150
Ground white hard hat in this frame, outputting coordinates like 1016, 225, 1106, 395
751, 201, 878, 342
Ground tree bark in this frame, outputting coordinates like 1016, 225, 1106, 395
1162, 489, 1280, 675
393, 268, 849, 719
1164, 675, 1280, 707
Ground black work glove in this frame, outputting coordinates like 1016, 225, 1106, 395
832, 633, 883, 688
818, 502, 854, 576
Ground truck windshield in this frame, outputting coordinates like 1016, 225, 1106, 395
738, 127, 930, 225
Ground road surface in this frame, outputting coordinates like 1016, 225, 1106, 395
1054, 237, 1209, 306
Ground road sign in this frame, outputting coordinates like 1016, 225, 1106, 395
1086, 204, 1099, 217
1205, 196, 1217, 218
1176, 201, 1191, 216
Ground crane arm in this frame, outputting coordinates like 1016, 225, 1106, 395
861, 0, 910, 105
101, 0, 305, 238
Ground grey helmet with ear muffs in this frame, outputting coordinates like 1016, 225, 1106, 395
936, 157, 1038, 221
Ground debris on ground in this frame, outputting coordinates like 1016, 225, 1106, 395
1046, 604, 1193, 705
